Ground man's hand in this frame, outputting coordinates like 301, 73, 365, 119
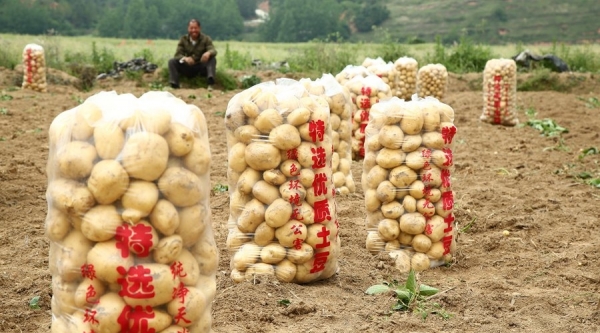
182, 56, 195, 65
200, 52, 211, 63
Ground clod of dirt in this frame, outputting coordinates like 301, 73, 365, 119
280, 301, 316, 316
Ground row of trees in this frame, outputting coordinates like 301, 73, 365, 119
0, 0, 389, 42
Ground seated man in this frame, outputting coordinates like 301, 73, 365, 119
168, 19, 217, 89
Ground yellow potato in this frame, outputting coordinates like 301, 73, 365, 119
153, 234, 184, 264
93, 122, 125, 160
269, 124, 302, 150
412, 234, 433, 253
228, 142, 248, 173
87, 240, 135, 284
275, 259, 297, 283
45, 208, 71, 242
173, 249, 200, 286
252, 180, 281, 205
254, 222, 275, 246
245, 142, 282, 170
176, 204, 208, 247
121, 180, 159, 223
411, 252, 431, 272
389, 166, 418, 188
254, 108, 283, 133
235, 125, 261, 144
182, 137, 211, 176
376, 148, 405, 169
165, 122, 195, 157
263, 168, 287, 186
120, 132, 169, 181
399, 212, 426, 235
389, 249, 412, 273
150, 199, 180, 236
56, 141, 97, 179
81, 205, 123, 242
287, 242, 314, 264
366, 231, 385, 254
275, 220, 307, 247
74, 277, 106, 308
237, 199, 266, 233
158, 167, 204, 207
378, 218, 400, 241
87, 159, 129, 205
380, 201, 404, 219
264, 198, 293, 228
260, 243, 287, 264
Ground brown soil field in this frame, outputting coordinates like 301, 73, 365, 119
0, 67, 599, 333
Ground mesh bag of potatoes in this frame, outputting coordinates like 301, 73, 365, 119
22, 43, 47, 92
224, 78, 340, 284
299, 74, 355, 195
362, 96, 457, 273
417, 63, 448, 100
480, 58, 519, 126
335, 64, 373, 86
46, 91, 217, 333
393, 57, 418, 100
344, 74, 392, 160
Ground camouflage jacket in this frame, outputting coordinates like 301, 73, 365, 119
174, 33, 217, 63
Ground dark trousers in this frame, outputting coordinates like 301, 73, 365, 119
168, 57, 216, 85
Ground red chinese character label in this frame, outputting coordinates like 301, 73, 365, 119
441, 191, 454, 211
315, 226, 331, 249
288, 179, 300, 190
312, 173, 328, 197
170, 261, 187, 279
443, 214, 455, 233
287, 148, 298, 160
311, 147, 327, 169
360, 110, 369, 122
360, 86, 372, 97
442, 148, 453, 167
289, 193, 301, 206
441, 125, 457, 145
441, 169, 451, 188
442, 235, 453, 255
85, 285, 99, 304
313, 199, 332, 223
115, 224, 154, 258
492, 74, 502, 124
289, 163, 300, 176
310, 251, 330, 273
83, 308, 99, 325
290, 224, 303, 235
117, 305, 156, 333
421, 199, 435, 218
174, 307, 192, 326
308, 120, 325, 143
293, 238, 303, 250
81, 264, 96, 280
117, 265, 155, 300
172, 282, 189, 304
291, 207, 303, 221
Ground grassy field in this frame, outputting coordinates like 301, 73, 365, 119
3, 33, 599, 70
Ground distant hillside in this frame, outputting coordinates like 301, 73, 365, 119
352, 0, 600, 44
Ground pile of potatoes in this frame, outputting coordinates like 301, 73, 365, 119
393, 57, 418, 100
362, 97, 457, 273
21, 43, 47, 92
480, 58, 519, 126
335, 65, 372, 86
300, 74, 355, 195
225, 79, 340, 284
343, 74, 392, 160
46, 91, 217, 333
417, 64, 448, 100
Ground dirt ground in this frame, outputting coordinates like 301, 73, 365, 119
0, 67, 599, 333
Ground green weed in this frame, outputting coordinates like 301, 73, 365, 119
223, 43, 252, 70
578, 97, 600, 109
521, 109, 568, 137
29, 296, 41, 310
1, 94, 13, 101
277, 299, 291, 307
579, 147, 599, 160
366, 270, 451, 320
212, 183, 229, 194
241, 75, 261, 89
0, 108, 8, 115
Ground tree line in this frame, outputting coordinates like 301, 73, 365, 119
0, 0, 389, 42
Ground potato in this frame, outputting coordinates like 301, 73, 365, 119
87, 240, 135, 284
279, 180, 306, 203
72, 103, 102, 141
295, 142, 317, 169
191, 238, 219, 276
183, 137, 211, 176
389, 166, 418, 188
51, 304, 91, 331
51, 276, 78, 315
93, 122, 125, 160
263, 168, 287, 186
294, 259, 323, 284
226, 227, 251, 251
405, 149, 429, 170
412, 234, 433, 253
81, 205, 123, 242
389, 250, 412, 273
231, 269, 245, 283
366, 165, 389, 189
280, 159, 302, 178
420, 165, 443, 188
376, 148, 405, 169
237, 168, 262, 195
121, 132, 169, 181
54, 230, 93, 282
270, 124, 302, 150
242, 100, 260, 117
237, 199, 266, 233
276, 220, 307, 247
378, 125, 404, 149
381, 201, 404, 219
87, 160, 129, 205
275, 259, 297, 282
378, 218, 400, 241
252, 180, 281, 205
235, 125, 260, 144
427, 242, 445, 260
150, 199, 180, 236
173, 249, 200, 286
422, 105, 441, 131
254, 108, 283, 133
228, 142, 247, 173
400, 104, 424, 135
265, 198, 293, 228
121, 180, 159, 223
163, 123, 194, 157
416, 198, 436, 218
56, 141, 97, 179
364, 189, 381, 212
385, 239, 401, 252
254, 222, 275, 246
399, 212, 426, 235
422, 131, 445, 150
398, 232, 413, 246
402, 134, 422, 152
287, 107, 311, 126
411, 252, 431, 272
158, 167, 203, 207
45, 208, 71, 242
74, 277, 106, 308
287, 242, 314, 264
89, 292, 127, 333
435, 198, 453, 218
376, 180, 397, 203
402, 195, 416, 213
426, 188, 442, 203
153, 235, 184, 264
299, 168, 315, 188
232, 242, 261, 271
245, 141, 281, 170
176, 204, 208, 247
260, 243, 287, 264
365, 231, 385, 254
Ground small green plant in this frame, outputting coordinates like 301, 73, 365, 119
71, 95, 84, 104
459, 218, 476, 233
578, 97, 600, 109
523, 118, 568, 137
215, 69, 239, 91
149, 81, 164, 91
366, 270, 450, 320
223, 43, 252, 70
241, 75, 261, 89
0, 108, 8, 115
576, 172, 600, 189
277, 299, 291, 307
579, 147, 599, 160
212, 183, 228, 194
29, 296, 41, 310
214, 111, 225, 117
1, 94, 13, 101
188, 94, 196, 100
